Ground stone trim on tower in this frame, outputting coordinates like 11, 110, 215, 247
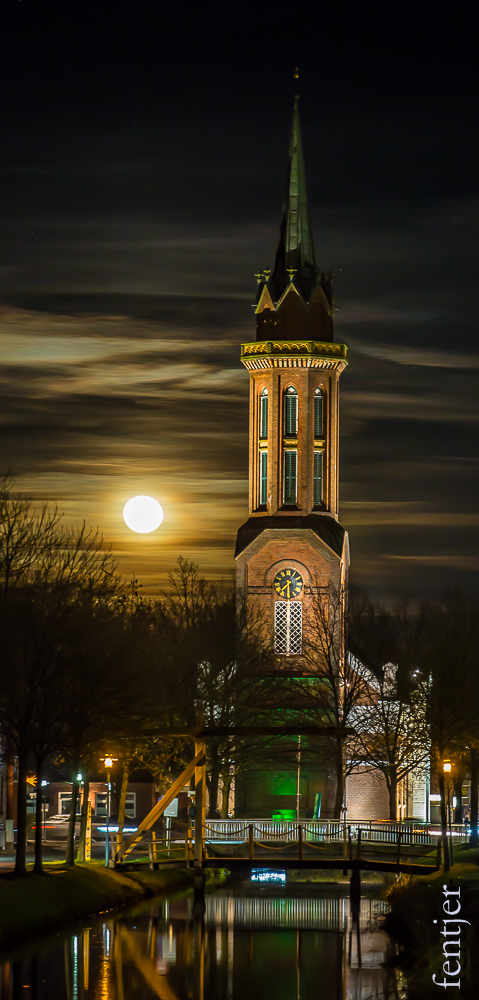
243, 360, 345, 520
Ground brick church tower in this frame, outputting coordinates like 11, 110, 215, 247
235, 99, 349, 667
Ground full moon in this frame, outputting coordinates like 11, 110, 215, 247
123, 495, 164, 534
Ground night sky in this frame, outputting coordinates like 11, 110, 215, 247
1, 3, 478, 598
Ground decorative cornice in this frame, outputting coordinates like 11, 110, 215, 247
241, 340, 348, 372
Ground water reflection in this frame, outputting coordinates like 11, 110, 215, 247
0, 886, 404, 1000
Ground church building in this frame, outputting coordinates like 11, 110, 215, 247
233, 98, 430, 824
234, 98, 350, 818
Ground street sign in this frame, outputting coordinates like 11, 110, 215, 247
164, 797, 178, 817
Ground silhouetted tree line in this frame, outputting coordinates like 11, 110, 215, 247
262, 581, 479, 873
0, 479, 279, 876
1, 475, 478, 877
334, 587, 479, 870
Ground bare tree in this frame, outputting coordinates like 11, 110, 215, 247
144, 558, 278, 817
291, 583, 370, 818
420, 592, 479, 864
345, 595, 434, 822
0, 476, 121, 875
350, 663, 430, 820
197, 588, 278, 816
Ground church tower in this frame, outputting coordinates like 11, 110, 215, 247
235, 99, 349, 665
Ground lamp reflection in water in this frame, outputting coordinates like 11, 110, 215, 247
0, 891, 399, 1000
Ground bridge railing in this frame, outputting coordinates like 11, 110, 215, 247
114, 818, 468, 867
204, 818, 468, 846
113, 828, 195, 866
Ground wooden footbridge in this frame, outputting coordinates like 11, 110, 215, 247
115, 814, 443, 878
112, 726, 458, 880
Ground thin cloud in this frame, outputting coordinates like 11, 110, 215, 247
353, 340, 479, 369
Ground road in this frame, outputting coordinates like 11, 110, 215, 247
0, 839, 109, 871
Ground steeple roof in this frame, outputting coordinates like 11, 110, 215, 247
270, 98, 318, 303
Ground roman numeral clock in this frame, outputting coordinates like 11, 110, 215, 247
273, 569, 303, 600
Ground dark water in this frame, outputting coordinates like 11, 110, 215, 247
0, 883, 404, 999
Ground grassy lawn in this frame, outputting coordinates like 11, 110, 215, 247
0, 862, 193, 951
384, 848, 479, 998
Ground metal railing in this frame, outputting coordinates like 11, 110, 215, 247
204, 818, 468, 846
113, 817, 468, 867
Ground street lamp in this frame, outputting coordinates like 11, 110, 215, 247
443, 760, 453, 849
296, 735, 301, 822
100, 755, 117, 867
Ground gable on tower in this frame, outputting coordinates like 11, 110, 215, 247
254, 99, 335, 344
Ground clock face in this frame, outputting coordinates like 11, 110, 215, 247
273, 568, 303, 599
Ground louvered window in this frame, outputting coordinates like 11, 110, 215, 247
284, 386, 298, 436
274, 601, 302, 655
260, 451, 268, 506
260, 390, 268, 439
283, 450, 297, 505
314, 452, 323, 506
314, 388, 323, 438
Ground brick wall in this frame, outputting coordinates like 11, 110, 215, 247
247, 367, 340, 518
345, 768, 390, 820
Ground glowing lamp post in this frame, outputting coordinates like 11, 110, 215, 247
100, 756, 117, 867
443, 760, 453, 844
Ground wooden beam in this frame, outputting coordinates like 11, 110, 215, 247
194, 739, 206, 875
164, 725, 353, 738
121, 929, 182, 1000
115, 749, 205, 863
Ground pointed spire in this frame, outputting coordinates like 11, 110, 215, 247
270, 96, 318, 303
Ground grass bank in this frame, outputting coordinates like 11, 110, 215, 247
384, 846, 479, 999
287, 868, 390, 886
0, 863, 194, 951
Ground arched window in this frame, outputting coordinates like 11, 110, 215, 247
284, 386, 298, 436
259, 450, 268, 506
314, 452, 323, 506
274, 601, 302, 655
283, 450, 297, 505
314, 387, 323, 438
259, 388, 268, 440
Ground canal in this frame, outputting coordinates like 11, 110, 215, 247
0, 880, 403, 999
